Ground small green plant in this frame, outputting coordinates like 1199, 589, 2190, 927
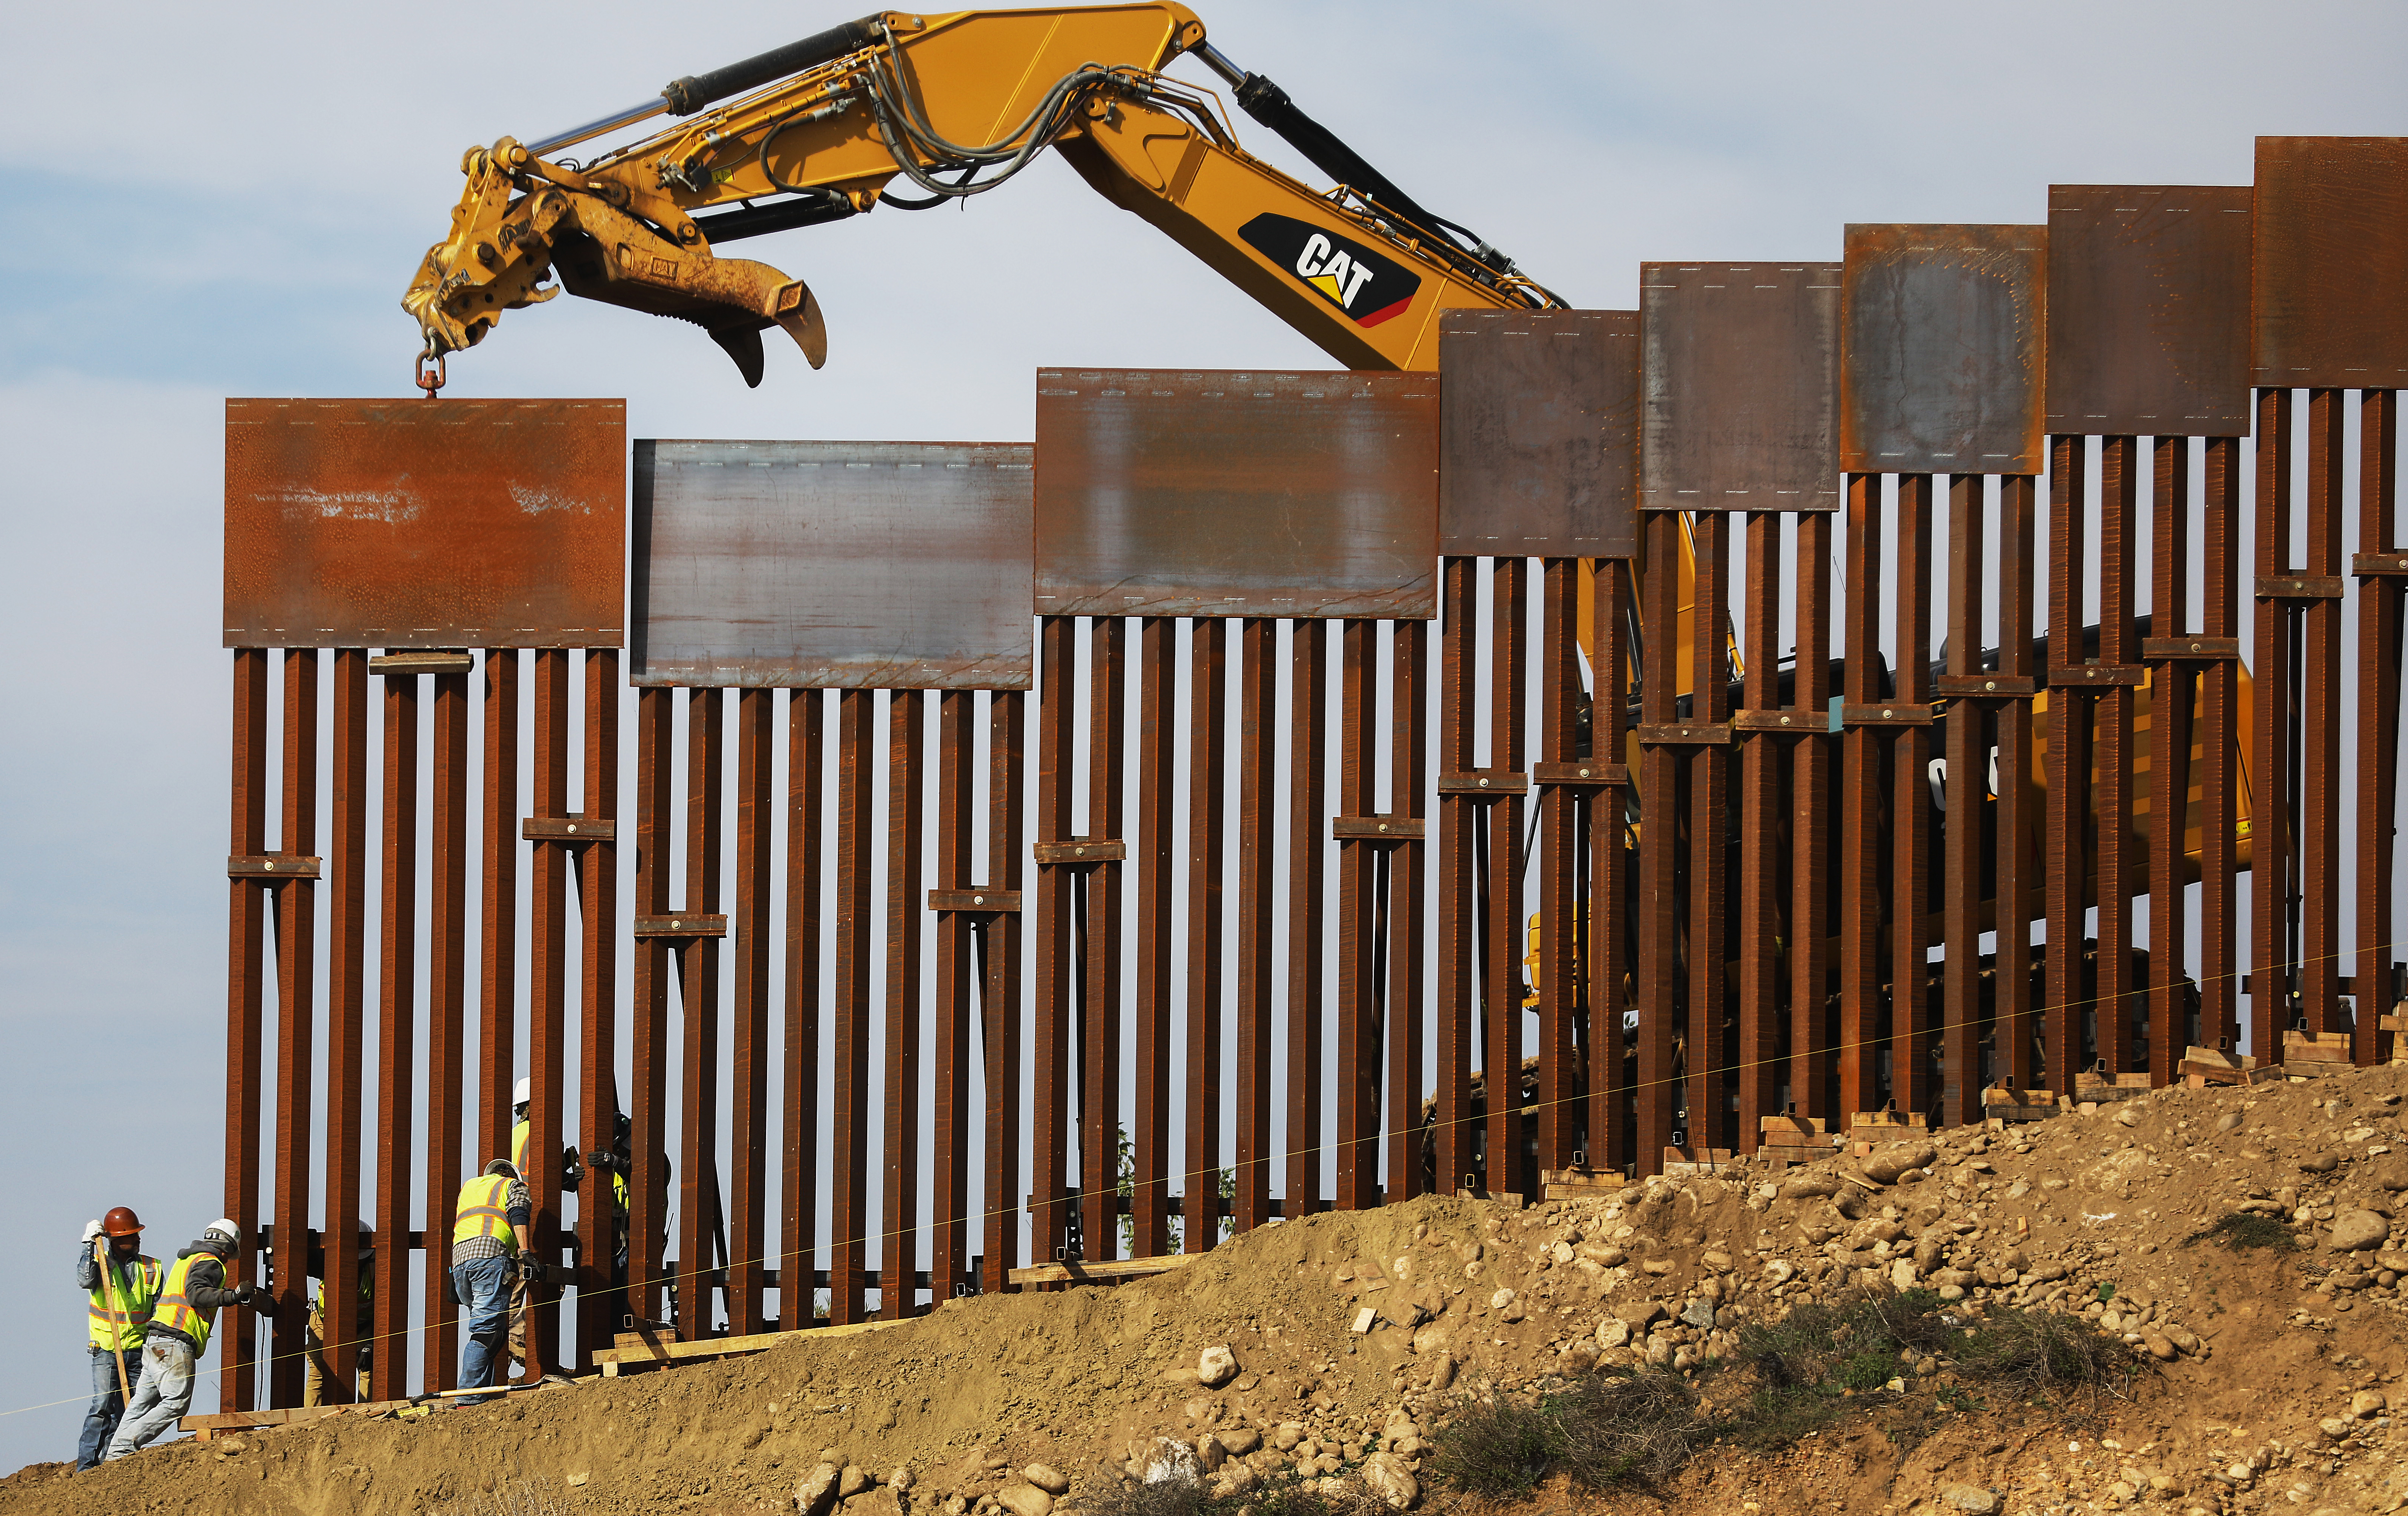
2188, 1212, 2297, 1251
1936, 1384, 1979, 1412
2097, 1282, 2117, 1302
1423, 1392, 1561, 1497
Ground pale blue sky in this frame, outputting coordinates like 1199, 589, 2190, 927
2, 0, 2403, 1473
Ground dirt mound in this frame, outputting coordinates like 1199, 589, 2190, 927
11, 1066, 2408, 1516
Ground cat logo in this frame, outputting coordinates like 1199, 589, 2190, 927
1238, 214, 1420, 329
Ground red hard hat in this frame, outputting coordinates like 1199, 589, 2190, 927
102, 1206, 142, 1238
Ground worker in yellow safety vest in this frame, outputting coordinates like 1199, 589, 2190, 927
103, 1219, 252, 1461
75, 1206, 162, 1471
504, 1077, 583, 1373
303, 1253, 374, 1406
450, 1159, 537, 1406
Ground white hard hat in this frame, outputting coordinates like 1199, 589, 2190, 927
513, 1076, 531, 1106
205, 1218, 243, 1250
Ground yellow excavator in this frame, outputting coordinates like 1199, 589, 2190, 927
403, 3, 1558, 389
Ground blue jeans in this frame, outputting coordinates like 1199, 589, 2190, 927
451, 1254, 514, 1403
103, 1336, 192, 1461
76, 1347, 143, 1470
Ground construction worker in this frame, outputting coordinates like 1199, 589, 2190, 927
104, 1219, 252, 1461
75, 1208, 161, 1471
450, 1159, 539, 1406
302, 1253, 373, 1406
505, 1076, 580, 1372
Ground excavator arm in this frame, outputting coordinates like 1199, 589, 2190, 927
404, 3, 1559, 389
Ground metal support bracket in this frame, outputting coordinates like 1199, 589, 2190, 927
228, 854, 322, 880
2141, 637, 2244, 661
1633, 724, 1733, 745
632, 913, 728, 939
1931, 674, 2038, 697
523, 816, 616, 843
2046, 665, 2148, 687
1731, 709, 1826, 732
1838, 704, 1935, 726
926, 889, 1023, 912
1530, 761, 1629, 787
1033, 839, 1125, 864
1436, 769, 1531, 794
2352, 553, 2408, 577
1332, 815, 1427, 840
2255, 574, 2347, 599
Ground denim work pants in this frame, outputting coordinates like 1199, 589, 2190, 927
450, 1253, 515, 1404
76, 1346, 143, 1470
102, 1336, 193, 1460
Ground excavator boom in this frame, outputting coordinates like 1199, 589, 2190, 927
403, 5, 1557, 389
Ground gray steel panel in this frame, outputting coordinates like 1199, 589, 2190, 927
632, 440, 1034, 688
2047, 185, 2252, 436
224, 399, 626, 648
1842, 226, 2046, 474
1034, 369, 1438, 618
1640, 264, 1842, 511
2252, 136, 2408, 387
1438, 310, 1639, 556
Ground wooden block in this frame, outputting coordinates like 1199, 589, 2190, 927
1006, 1254, 1199, 1288
1759, 1115, 1826, 1135
1538, 1168, 1626, 1189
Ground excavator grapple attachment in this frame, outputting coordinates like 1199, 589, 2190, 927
404, 140, 825, 388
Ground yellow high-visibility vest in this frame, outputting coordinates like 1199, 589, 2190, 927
452, 1175, 517, 1252
86, 1254, 163, 1352
150, 1253, 224, 1356
511, 1118, 529, 1177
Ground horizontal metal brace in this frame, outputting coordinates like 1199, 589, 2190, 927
1033, 839, 1124, 865
2141, 636, 2243, 661
1932, 674, 2038, 697
1332, 814, 1426, 840
2353, 553, 2408, 577
1437, 770, 1530, 794
927, 888, 1022, 913
1731, 709, 1827, 732
1839, 704, 1935, 726
633, 913, 728, 939
2046, 665, 2148, 687
523, 816, 615, 842
2255, 574, 2347, 599
369, 650, 475, 675
1530, 761, 1629, 787
229, 853, 321, 880
1634, 723, 1732, 746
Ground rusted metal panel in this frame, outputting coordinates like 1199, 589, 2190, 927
1034, 370, 1438, 619
1438, 310, 1640, 556
2252, 137, 2408, 387
1640, 263, 1842, 511
223, 399, 624, 648
1841, 227, 2046, 474
2046, 186, 2252, 436
632, 441, 1030, 689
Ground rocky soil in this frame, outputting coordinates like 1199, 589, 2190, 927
11, 1063, 2408, 1516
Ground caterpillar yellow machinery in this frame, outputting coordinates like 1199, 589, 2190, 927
403, 5, 2255, 1066
403, 3, 1559, 390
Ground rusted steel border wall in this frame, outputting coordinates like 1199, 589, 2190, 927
217, 136, 2406, 1408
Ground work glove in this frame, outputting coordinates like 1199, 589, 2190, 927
232, 1284, 256, 1306
83, 1220, 103, 1244
517, 1255, 548, 1286
559, 1148, 584, 1194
